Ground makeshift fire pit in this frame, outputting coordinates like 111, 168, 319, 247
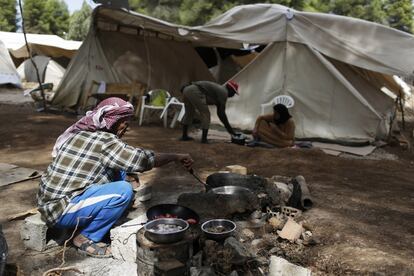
136, 226, 199, 275
129, 172, 315, 276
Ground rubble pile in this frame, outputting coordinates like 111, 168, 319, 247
185, 172, 316, 275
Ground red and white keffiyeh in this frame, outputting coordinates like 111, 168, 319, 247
52, 97, 134, 157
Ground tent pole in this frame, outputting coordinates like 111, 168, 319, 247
387, 98, 398, 142
18, 0, 47, 111
398, 94, 405, 130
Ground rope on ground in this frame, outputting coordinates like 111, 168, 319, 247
42, 216, 91, 276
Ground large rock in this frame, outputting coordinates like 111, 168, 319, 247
177, 192, 259, 219
224, 237, 255, 265
190, 266, 217, 276
20, 214, 55, 252
269, 256, 311, 276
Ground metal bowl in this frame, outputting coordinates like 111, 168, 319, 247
209, 185, 253, 196
144, 218, 189, 244
201, 219, 236, 240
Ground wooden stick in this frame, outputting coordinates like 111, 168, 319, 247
42, 266, 84, 276
7, 208, 38, 221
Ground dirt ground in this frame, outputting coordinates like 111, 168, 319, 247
0, 90, 413, 275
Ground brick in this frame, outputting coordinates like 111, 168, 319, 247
269, 256, 311, 276
20, 213, 48, 251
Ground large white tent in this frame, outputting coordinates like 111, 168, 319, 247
16, 56, 65, 89
52, 4, 414, 143
0, 39, 21, 87
0, 31, 81, 59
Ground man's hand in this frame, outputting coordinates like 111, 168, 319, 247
176, 154, 194, 170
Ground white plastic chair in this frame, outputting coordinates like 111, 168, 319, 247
160, 97, 186, 128
139, 89, 171, 127
261, 95, 294, 115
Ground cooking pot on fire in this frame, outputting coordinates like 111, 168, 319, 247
144, 218, 189, 244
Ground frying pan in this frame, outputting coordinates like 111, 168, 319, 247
121, 204, 200, 228
146, 204, 200, 224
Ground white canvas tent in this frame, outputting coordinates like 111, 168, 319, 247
16, 56, 65, 89
52, 4, 414, 143
0, 31, 81, 59
0, 39, 21, 87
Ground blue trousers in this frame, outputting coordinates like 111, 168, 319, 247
55, 181, 133, 242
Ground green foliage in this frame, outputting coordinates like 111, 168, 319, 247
128, 0, 413, 33
22, 0, 70, 36
67, 1, 92, 41
384, 0, 413, 33
129, 0, 306, 26
45, 0, 70, 36
23, 0, 49, 33
0, 0, 17, 32
326, 0, 386, 24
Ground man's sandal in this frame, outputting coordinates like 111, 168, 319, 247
77, 240, 112, 258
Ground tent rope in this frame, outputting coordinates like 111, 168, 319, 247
141, 25, 152, 91
18, 0, 47, 111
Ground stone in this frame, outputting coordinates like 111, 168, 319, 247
224, 165, 247, 175
302, 231, 312, 241
134, 184, 152, 202
229, 270, 239, 276
110, 214, 147, 262
265, 180, 292, 206
256, 256, 269, 266
269, 247, 283, 255
240, 229, 255, 241
251, 238, 264, 248
224, 237, 254, 265
269, 216, 286, 230
20, 213, 48, 251
268, 256, 312, 276
277, 218, 303, 242
64, 257, 138, 276
155, 259, 186, 276
178, 192, 259, 219
191, 251, 203, 268
190, 266, 217, 276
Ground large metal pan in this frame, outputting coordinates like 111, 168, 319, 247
209, 186, 253, 196
146, 204, 200, 225
144, 218, 189, 244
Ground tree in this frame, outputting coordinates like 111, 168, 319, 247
23, 0, 49, 34
135, 0, 181, 23
0, 0, 16, 32
67, 1, 92, 41
129, 0, 306, 26
384, 0, 413, 33
324, 0, 387, 24
45, 0, 70, 37
179, 0, 306, 26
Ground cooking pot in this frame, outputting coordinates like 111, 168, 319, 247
201, 219, 236, 240
144, 218, 189, 244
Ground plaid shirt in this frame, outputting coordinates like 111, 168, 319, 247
37, 131, 155, 225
